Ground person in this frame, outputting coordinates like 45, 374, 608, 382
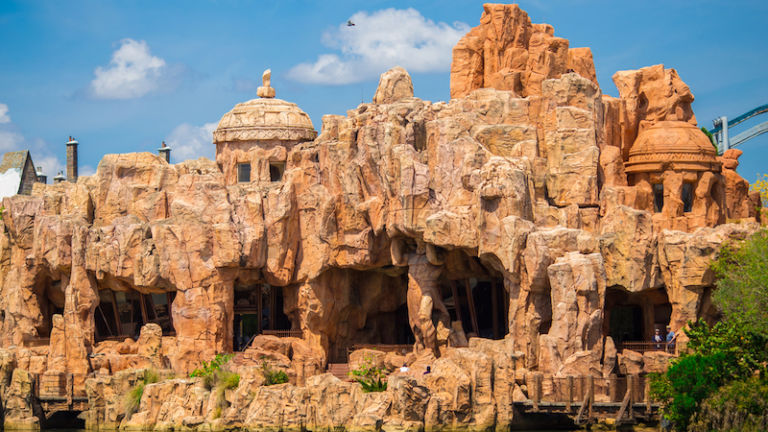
665, 326, 677, 353
424, 366, 431, 375
400, 363, 409, 373
653, 328, 664, 350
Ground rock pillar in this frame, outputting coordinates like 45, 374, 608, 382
406, 254, 451, 356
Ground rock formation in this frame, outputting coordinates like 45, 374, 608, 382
0, 3, 763, 431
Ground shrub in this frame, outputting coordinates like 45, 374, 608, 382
189, 353, 234, 378
349, 355, 388, 393
261, 361, 289, 386
689, 377, 768, 432
124, 369, 160, 416
701, 126, 717, 149
211, 369, 240, 419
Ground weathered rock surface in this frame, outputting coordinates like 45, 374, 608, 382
0, 3, 762, 431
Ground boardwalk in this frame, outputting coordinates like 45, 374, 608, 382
32, 372, 89, 419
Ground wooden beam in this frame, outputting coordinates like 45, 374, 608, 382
449, 280, 463, 326
257, 285, 263, 333
464, 279, 480, 336
138, 294, 149, 326
110, 291, 123, 336
491, 280, 500, 339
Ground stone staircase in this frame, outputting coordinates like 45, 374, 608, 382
327, 363, 350, 381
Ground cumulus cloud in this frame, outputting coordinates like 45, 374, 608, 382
288, 8, 469, 85
0, 130, 24, 152
165, 122, 217, 162
0, 103, 10, 124
90, 39, 167, 99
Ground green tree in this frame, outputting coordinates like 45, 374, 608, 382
711, 229, 768, 338
701, 126, 717, 149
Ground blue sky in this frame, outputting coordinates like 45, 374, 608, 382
0, 0, 766, 183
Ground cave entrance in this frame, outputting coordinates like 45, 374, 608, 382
326, 268, 411, 363
42, 410, 85, 429
605, 287, 672, 350
94, 289, 176, 341
30, 274, 64, 341
233, 283, 293, 351
440, 251, 507, 341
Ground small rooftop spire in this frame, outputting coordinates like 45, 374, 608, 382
257, 69, 276, 98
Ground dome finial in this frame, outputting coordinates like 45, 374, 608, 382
257, 69, 276, 98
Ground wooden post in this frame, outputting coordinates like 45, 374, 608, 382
269, 287, 276, 330
110, 291, 123, 336
167, 292, 175, 331
566, 375, 574, 411
257, 285, 263, 333
139, 294, 149, 325
608, 374, 617, 402
464, 279, 480, 336
491, 280, 499, 339
66, 373, 73, 407
645, 376, 651, 413
628, 374, 636, 420
587, 375, 594, 420
449, 280, 463, 325
532, 373, 542, 412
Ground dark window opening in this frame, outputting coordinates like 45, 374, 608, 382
237, 163, 251, 183
311, 153, 319, 163
682, 183, 694, 213
653, 183, 664, 213
95, 289, 175, 341
609, 305, 643, 345
33, 278, 64, 339
233, 283, 292, 351
269, 162, 285, 182
444, 277, 508, 341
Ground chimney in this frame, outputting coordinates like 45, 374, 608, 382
35, 166, 47, 184
66, 136, 78, 182
158, 140, 171, 163
53, 171, 66, 184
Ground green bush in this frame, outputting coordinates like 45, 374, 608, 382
124, 369, 161, 416
701, 126, 717, 149
689, 377, 768, 432
711, 229, 768, 338
349, 355, 388, 393
260, 361, 289, 386
211, 369, 240, 419
651, 319, 768, 430
189, 353, 234, 379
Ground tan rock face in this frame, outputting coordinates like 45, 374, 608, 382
0, 3, 762, 431
450, 4, 597, 99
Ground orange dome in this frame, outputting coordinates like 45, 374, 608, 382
625, 121, 721, 174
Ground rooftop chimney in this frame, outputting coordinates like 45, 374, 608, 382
66, 136, 78, 182
35, 166, 47, 184
53, 171, 66, 184
158, 140, 171, 163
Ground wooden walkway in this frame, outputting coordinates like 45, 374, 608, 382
520, 373, 660, 425
32, 373, 89, 419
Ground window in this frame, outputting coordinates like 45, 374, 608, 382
682, 183, 694, 213
653, 183, 664, 213
269, 162, 285, 182
237, 163, 251, 183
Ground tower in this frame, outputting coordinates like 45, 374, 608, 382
158, 141, 171, 163
66, 136, 78, 182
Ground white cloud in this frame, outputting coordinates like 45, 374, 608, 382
0, 130, 23, 152
165, 122, 217, 162
32, 153, 66, 181
90, 39, 167, 99
0, 103, 10, 124
288, 8, 469, 85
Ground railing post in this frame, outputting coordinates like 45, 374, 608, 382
66, 373, 73, 407
532, 372, 542, 412
587, 375, 594, 420
645, 376, 651, 413
566, 375, 574, 411
627, 374, 637, 420
608, 374, 617, 402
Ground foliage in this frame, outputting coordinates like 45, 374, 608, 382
0, 205, 4, 221
349, 355, 388, 393
189, 353, 233, 379
211, 369, 240, 419
124, 369, 160, 416
700, 126, 716, 149
752, 173, 768, 207
711, 230, 768, 338
261, 361, 289, 386
688, 376, 768, 432
651, 319, 768, 431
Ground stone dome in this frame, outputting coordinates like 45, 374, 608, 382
213, 97, 317, 144
625, 121, 721, 174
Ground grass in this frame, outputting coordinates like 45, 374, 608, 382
124, 369, 160, 415
261, 361, 289, 386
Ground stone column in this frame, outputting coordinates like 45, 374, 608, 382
66, 137, 78, 183
406, 254, 451, 356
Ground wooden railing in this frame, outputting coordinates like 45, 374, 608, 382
348, 344, 413, 358
261, 329, 303, 338
619, 341, 676, 354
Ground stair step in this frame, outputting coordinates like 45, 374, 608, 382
327, 363, 350, 381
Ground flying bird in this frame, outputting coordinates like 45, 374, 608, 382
347, 20, 356, 27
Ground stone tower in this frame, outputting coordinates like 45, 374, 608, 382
66, 136, 78, 182
213, 69, 317, 185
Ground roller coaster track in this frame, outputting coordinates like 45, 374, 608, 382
709, 103, 768, 154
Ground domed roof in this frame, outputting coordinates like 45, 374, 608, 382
625, 121, 721, 174
213, 97, 317, 144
